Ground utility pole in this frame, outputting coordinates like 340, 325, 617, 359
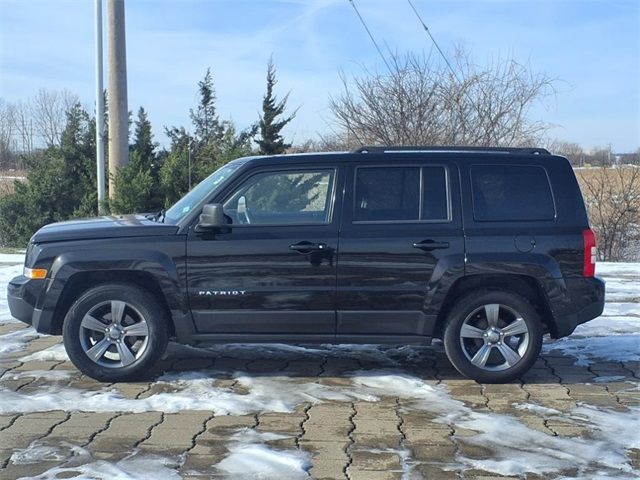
95, 0, 106, 213
188, 139, 192, 190
107, 0, 128, 199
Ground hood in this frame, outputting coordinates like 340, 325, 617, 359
31, 215, 179, 243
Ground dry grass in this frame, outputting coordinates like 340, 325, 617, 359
0, 170, 26, 197
575, 165, 640, 261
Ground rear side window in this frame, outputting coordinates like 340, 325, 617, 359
354, 166, 449, 222
471, 165, 555, 222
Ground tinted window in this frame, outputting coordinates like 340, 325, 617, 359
354, 166, 449, 222
355, 167, 420, 221
423, 167, 449, 220
471, 165, 555, 221
224, 169, 335, 225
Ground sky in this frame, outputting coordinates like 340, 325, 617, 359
0, 0, 638, 152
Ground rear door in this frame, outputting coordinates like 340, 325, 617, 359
336, 159, 464, 341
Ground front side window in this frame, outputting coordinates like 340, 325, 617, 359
224, 169, 335, 225
471, 165, 555, 221
354, 166, 449, 222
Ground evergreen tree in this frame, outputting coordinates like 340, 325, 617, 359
190, 69, 224, 144
110, 107, 163, 213
0, 104, 97, 246
159, 127, 192, 206
256, 58, 295, 155
132, 106, 155, 168
159, 69, 257, 205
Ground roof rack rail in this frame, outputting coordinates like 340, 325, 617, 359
351, 146, 551, 155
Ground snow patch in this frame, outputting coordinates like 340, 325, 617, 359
443, 406, 639, 477
15, 444, 183, 480
601, 302, 640, 317
543, 334, 640, 366
0, 253, 25, 264
216, 428, 311, 479
10, 442, 68, 465
569, 316, 640, 337
514, 402, 562, 416
19, 344, 69, 362
0, 370, 382, 415
594, 375, 628, 383
0, 328, 39, 355
2, 370, 75, 381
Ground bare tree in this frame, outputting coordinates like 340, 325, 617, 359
31, 88, 79, 147
577, 165, 640, 261
0, 100, 16, 169
546, 139, 585, 166
9, 100, 34, 156
329, 49, 556, 147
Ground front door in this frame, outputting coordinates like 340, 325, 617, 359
336, 161, 464, 340
186, 164, 343, 341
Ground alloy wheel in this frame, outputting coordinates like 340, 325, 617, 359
78, 300, 150, 368
459, 303, 530, 372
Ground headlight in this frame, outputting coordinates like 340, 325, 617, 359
24, 267, 48, 279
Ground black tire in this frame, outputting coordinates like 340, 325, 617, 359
62, 283, 169, 382
443, 290, 543, 383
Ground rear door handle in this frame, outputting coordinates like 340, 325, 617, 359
413, 240, 450, 251
290, 241, 327, 253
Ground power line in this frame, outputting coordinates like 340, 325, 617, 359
347, 0, 392, 72
406, 0, 461, 83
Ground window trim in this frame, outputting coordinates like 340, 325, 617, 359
469, 163, 557, 223
352, 164, 452, 225
220, 166, 339, 228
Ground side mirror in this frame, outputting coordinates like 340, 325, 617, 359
196, 203, 225, 230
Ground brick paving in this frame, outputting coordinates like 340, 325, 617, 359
0, 322, 638, 479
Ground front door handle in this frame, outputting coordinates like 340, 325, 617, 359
413, 240, 450, 251
290, 241, 328, 254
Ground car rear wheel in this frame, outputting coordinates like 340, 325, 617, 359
62, 283, 169, 382
443, 290, 543, 383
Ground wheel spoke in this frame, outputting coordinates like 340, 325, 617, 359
81, 314, 107, 333
497, 343, 521, 366
460, 324, 486, 339
501, 318, 528, 337
115, 341, 136, 366
111, 300, 126, 325
123, 322, 148, 337
86, 337, 111, 363
471, 344, 492, 368
484, 304, 500, 327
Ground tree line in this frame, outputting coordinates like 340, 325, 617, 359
0, 59, 294, 246
0, 49, 638, 258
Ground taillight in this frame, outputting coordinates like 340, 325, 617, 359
583, 228, 596, 277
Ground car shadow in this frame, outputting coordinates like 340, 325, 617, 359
144, 341, 617, 385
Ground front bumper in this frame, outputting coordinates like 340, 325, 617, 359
7, 275, 51, 332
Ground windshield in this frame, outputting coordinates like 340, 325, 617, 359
164, 162, 244, 224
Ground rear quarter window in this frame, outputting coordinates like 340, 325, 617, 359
471, 165, 555, 222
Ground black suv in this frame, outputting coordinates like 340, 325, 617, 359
7, 147, 605, 383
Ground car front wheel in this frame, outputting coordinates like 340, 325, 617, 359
62, 283, 169, 382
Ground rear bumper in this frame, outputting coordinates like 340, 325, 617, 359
7, 276, 54, 333
551, 276, 605, 338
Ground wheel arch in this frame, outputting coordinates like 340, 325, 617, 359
433, 274, 556, 339
49, 270, 175, 336
40, 249, 190, 337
